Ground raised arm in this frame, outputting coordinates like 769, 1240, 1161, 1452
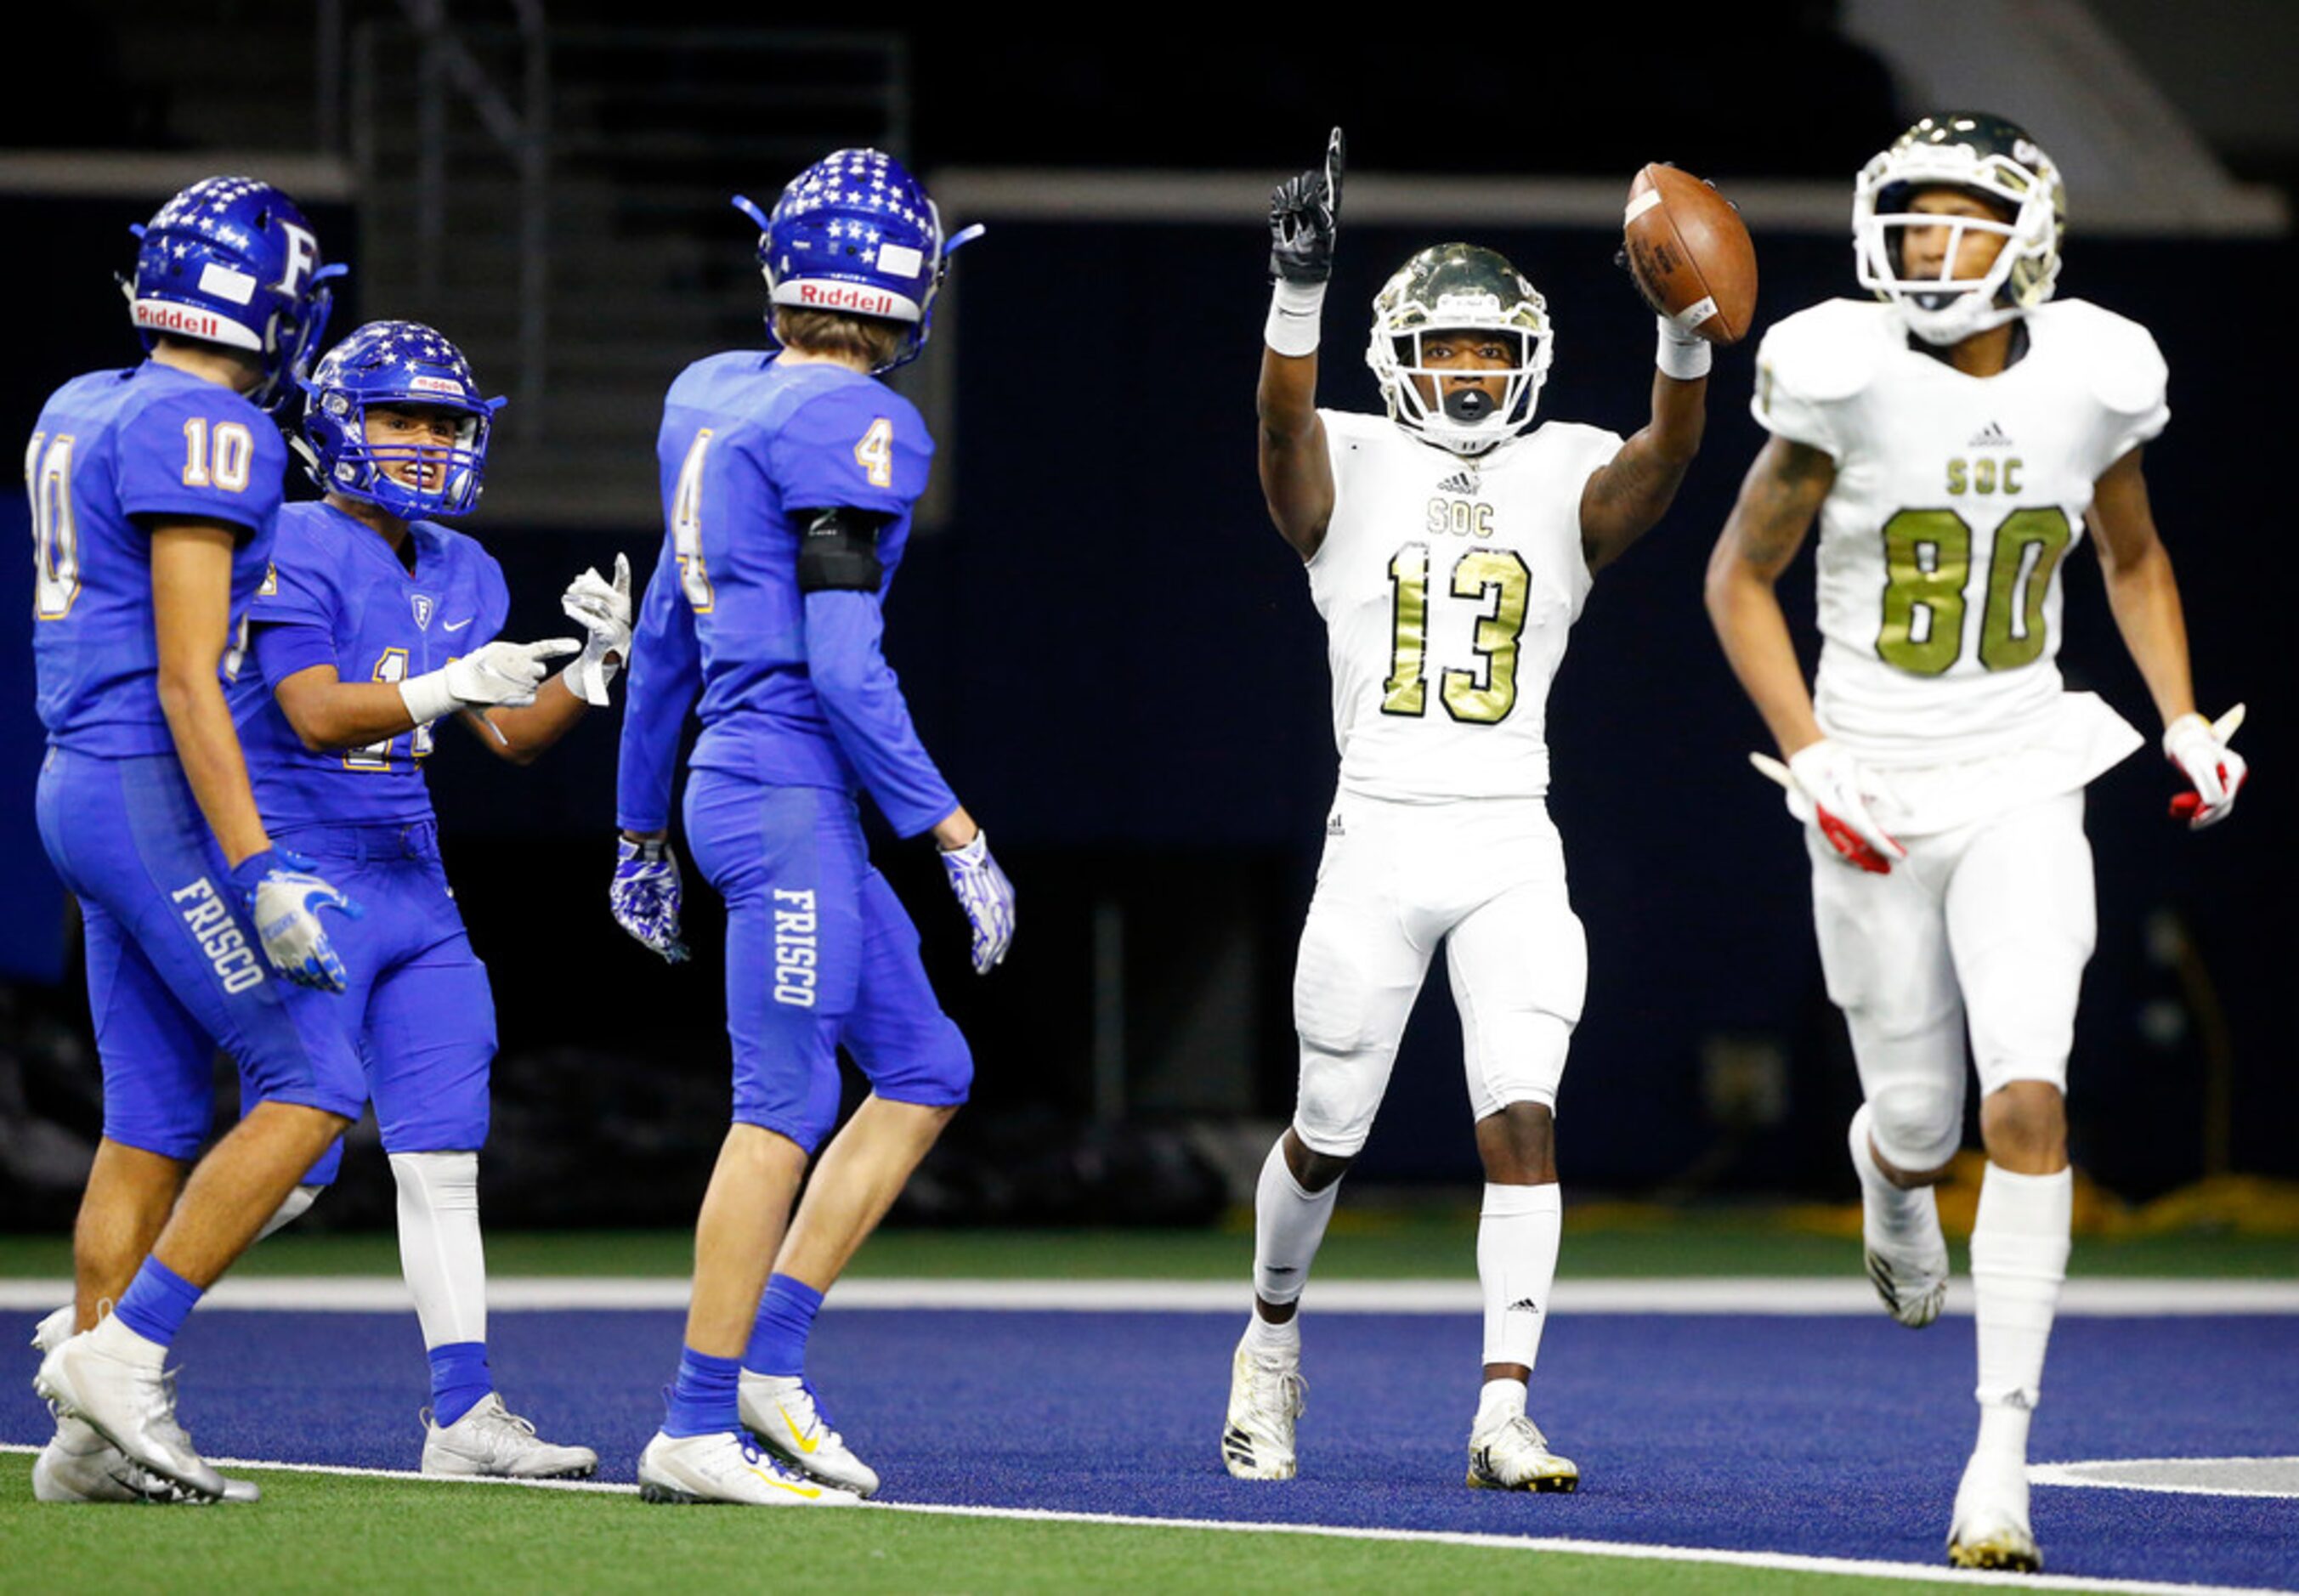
1578, 341, 1708, 573
1258, 127, 1344, 561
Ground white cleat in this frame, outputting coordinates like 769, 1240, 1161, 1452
1467, 1412, 1580, 1493
30, 1307, 255, 1504
34, 1324, 224, 1503
1948, 1450, 2042, 1572
422, 1393, 599, 1480
1222, 1337, 1305, 1480
31, 1412, 259, 1503
739, 1372, 880, 1497
1863, 1234, 1949, 1329
637, 1429, 864, 1507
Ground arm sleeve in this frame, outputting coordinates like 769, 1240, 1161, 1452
252, 620, 340, 688
116, 392, 287, 535
801, 586, 959, 839
248, 531, 343, 686
614, 533, 704, 834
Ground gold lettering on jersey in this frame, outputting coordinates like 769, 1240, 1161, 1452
1946, 456, 2024, 496
1424, 497, 1497, 538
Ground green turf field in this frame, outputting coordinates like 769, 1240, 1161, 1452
0, 1452, 2092, 1595
3, 1214, 2293, 1281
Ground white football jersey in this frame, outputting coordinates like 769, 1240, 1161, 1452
1306, 410, 1622, 801
1753, 297, 2168, 767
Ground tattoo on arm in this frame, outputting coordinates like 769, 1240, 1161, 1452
1728, 438, 1834, 575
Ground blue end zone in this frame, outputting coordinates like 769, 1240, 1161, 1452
7, 1308, 2293, 1587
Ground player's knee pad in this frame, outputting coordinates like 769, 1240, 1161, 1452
1866, 1078, 1964, 1174
872, 1016, 973, 1109
1464, 1010, 1571, 1122
1293, 1041, 1389, 1158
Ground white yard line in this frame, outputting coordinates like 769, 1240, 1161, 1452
0, 1441, 2278, 1594
4, 1276, 2298, 1314
2030, 1459, 2299, 1500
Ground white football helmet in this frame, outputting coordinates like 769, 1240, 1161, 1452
1853, 112, 2065, 346
1365, 243, 1553, 457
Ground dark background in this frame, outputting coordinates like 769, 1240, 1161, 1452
0, 4, 2290, 1229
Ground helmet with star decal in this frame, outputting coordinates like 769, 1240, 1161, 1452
297, 320, 503, 519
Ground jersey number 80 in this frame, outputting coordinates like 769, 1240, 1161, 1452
1877, 506, 2072, 676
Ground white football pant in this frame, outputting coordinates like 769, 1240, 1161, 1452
1290, 793, 1586, 1157
1808, 788, 2094, 1172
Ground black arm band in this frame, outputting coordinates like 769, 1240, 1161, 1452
794, 506, 888, 594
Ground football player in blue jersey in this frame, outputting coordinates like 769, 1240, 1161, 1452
613, 149, 1012, 1506
28, 177, 365, 1503
221, 319, 614, 1479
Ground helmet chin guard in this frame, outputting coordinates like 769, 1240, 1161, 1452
1854, 112, 2064, 346
1367, 243, 1553, 457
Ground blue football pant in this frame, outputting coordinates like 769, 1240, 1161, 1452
36, 748, 365, 1161
274, 820, 499, 1187
684, 775, 971, 1153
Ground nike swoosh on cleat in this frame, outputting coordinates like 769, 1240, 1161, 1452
744, 1466, 822, 1499
776, 1404, 820, 1454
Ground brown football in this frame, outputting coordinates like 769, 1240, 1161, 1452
1622, 163, 1758, 345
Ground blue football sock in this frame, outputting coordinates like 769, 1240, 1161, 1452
113, 1257, 203, 1350
662, 1347, 741, 1438
427, 1341, 494, 1429
744, 1274, 824, 1378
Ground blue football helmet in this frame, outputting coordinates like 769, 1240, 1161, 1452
733, 148, 984, 372
298, 321, 504, 519
126, 175, 340, 410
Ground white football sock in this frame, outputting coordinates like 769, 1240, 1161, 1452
256, 1183, 325, 1242
1475, 1376, 1527, 1432
1240, 1313, 1300, 1360
1252, 1136, 1339, 1311
1849, 1104, 1936, 1245
1968, 1161, 2072, 1457
1478, 1182, 1561, 1372
389, 1151, 487, 1349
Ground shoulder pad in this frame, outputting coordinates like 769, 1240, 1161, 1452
2035, 300, 2168, 416
1755, 299, 1896, 405
1317, 409, 1391, 449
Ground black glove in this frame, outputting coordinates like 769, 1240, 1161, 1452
1270, 127, 1345, 285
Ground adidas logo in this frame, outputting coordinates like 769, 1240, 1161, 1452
1326, 812, 1345, 837
1436, 467, 1481, 496
1968, 421, 2013, 448
1506, 1298, 1543, 1315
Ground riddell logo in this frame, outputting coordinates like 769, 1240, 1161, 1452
796, 282, 900, 316
133, 302, 224, 340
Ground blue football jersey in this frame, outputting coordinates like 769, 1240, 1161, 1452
617, 354, 956, 838
28, 362, 288, 756
229, 500, 509, 828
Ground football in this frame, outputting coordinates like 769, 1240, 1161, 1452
1622, 163, 1758, 345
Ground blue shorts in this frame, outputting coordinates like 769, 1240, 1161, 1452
36, 747, 365, 1160
273, 820, 497, 1179
684, 775, 971, 1153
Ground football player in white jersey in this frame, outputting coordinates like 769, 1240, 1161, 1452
1224, 129, 1716, 1491
1706, 113, 2249, 1572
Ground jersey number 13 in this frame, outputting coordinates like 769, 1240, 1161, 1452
1381, 544, 1532, 725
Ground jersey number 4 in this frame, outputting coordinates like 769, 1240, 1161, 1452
1877, 507, 2072, 676
671, 429, 716, 612
1381, 544, 1531, 724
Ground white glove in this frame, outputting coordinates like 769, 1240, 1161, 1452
2163, 705, 2248, 829
939, 830, 1016, 974
1752, 740, 1907, 874
560, 552, 633, 707
399, 637, 580, 724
